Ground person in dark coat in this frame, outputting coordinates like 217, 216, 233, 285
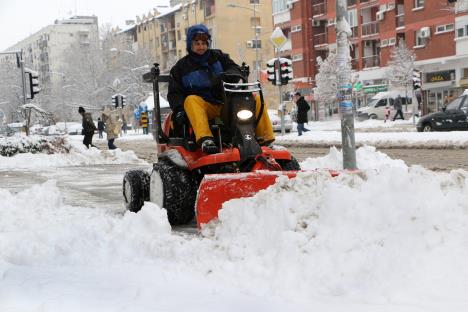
293, 92, 310, 136
393, 95, 404, 121
97, 117, 105, 139
78, 106, 97, 148
167, 24, 274, 154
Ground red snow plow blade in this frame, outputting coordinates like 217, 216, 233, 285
195, 170, 339, 228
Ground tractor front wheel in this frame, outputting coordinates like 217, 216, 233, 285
277, 156, 301, 171
150, 159, 198, 225
123, 170, 150, 212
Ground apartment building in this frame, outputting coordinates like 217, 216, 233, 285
5, 16, 100, 90
277, 0, 468, 113
132, 0, 275, 79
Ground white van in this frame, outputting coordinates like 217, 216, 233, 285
356, 90, 418, 120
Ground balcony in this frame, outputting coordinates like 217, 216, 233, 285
312, 1, 327, 17
361, 21, 379, 36
362, 55, 380, 68
314, 32, 328, 47
396, 14, 405, 29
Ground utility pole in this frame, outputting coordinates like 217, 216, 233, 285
336, 0, 357, 169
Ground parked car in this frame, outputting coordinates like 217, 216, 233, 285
268, 109, 292, 132
357, 90, 418, 120
417, 92, 468, 132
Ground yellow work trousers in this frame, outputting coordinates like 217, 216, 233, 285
183, 95, 275, 143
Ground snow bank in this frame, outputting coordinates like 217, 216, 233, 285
0, 136, 145, 169
1, 147, 468, 311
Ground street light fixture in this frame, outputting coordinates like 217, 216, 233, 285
227, 2, 261, 81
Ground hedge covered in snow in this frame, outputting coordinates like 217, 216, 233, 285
0, 136, 71, 157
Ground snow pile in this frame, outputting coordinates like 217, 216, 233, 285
0, 135, 70, 157
0, 136, 145, 169
1, 147, 468, 310
211, 151, 468, 306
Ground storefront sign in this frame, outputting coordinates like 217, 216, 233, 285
363, 84, 387, 94
425, 70, 455, 83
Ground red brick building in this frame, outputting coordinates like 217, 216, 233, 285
273, 0, 468, 113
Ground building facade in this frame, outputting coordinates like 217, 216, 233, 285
6, 16, 100, 89
278, 0, 468, 114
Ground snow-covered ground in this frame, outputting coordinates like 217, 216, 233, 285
1, 121, 468, 311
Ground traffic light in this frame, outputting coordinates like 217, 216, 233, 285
27, 70, 41, 99
112, 94, 126, 108
112, 94, 120, 108
413, 69, 422, 90
279, 58, 293, 85
266, 58, 278, 85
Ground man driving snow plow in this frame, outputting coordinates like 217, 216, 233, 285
123, 24, 304, 228
168, 24, 275, 154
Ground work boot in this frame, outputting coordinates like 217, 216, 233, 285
201, 138, 219, 154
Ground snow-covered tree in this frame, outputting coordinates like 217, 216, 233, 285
386, 39, 415, 90
314, 52, 338, 117
0, 60, 24, 122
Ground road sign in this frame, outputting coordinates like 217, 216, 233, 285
270, 27, 287, 49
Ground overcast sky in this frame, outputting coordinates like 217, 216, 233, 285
0, 0, 169, 51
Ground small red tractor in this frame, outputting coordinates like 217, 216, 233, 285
123, 63, 302, 228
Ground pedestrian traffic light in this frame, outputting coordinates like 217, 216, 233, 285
266, 58, 278, 85
413, 69, 422, 90
26, 70, 41, 99
279, 58, 293, 85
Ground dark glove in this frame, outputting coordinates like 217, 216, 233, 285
174, 110, 186, 126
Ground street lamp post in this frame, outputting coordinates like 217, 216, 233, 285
227, 3, 260, 81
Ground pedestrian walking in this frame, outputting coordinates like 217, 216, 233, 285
393, 95, 404, 121
140, 111, 149, 135
102, 107, 121, 150
78, 106, 97, 148
97, 117, 105, 139
293, 92, 311, 136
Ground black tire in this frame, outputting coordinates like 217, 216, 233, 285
150, 159, 198, 225
277, 156, 301, 170
123, 170, 150, 212
422, 123, 433, 132
369, 114, 378, 120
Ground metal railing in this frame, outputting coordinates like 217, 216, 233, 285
314, 32, 328, 45
362, 55, 380, 68
361, 21, 379, 36
313, 2, 327, 16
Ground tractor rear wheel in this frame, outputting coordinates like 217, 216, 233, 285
123, 170, 150, 212
277, 156, 301, 171
150, 159, 198, 225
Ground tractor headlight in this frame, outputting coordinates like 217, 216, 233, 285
237, 109, 253, 120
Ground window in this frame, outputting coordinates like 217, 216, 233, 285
457, 27, 465, 38
381, 39, 388, 47
415, 30, 426, 46
346, 9, 358, 27
388, 37, 396, 45
414, 0, 424, 9
251, 39, 261, 48
291, 25, 302, 32
250, 0, 260, 4
436, 24, 454, 34
250, 17, 260, 28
